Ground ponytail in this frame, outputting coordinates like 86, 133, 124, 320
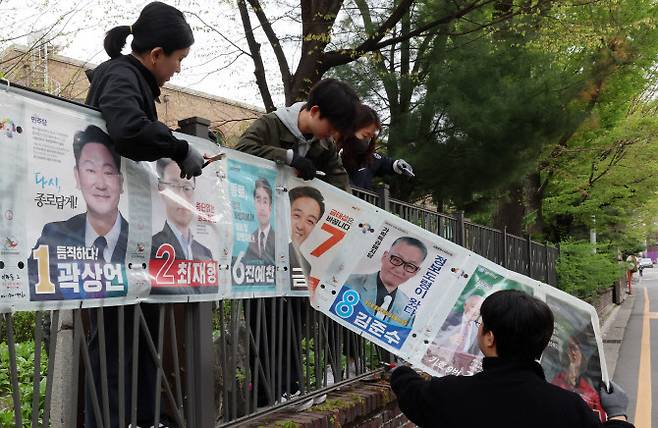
104, 25, 132, 59
102, 2, 194, 60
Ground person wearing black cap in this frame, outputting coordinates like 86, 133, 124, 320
86, 1, 203, 179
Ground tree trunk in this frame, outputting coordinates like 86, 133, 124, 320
492, 184, 526, 236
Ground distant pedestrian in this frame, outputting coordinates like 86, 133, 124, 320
625, 254, 638, 294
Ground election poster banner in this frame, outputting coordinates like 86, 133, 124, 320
309, 206, 469, 357
226, 155, 279, 297
0, 83, 611, 410
21, 98, 137, 310
418, 258, 535, 377
145, 140, 232, 302
0, 89, 29, 312
540, 285, 609, 421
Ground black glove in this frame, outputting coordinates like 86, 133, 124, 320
177, 144, 204, 179
291, 153, 316, 180
600, 381, 628, 418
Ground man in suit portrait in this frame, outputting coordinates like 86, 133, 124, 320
345, 236, 428, 328
151, 157, 213, 263
288, 186, 325, 287
28, 124, 128, 298
244, 177, 275, 264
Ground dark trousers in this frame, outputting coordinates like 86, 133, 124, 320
85, 304, 160, 428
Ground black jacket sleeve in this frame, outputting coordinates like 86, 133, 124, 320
370, 153, 396, 178
96, 68, 188, 162
390, 366, 442, 427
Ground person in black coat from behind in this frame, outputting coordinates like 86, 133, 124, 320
338, 104, 414, 190
390, 290, 634, 428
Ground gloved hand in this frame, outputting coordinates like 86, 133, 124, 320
600, 381, 628, 418
393, 159, 415, 177
177, 144, 204, 179
291, 152, 316, 180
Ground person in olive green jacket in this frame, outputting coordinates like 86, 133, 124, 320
235, 78, 360, 192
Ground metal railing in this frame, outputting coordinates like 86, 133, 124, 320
0, 176, 559, 427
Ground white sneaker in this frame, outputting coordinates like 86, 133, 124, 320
281, 390, 315, 412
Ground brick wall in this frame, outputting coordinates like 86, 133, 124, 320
246, 380, 415, 428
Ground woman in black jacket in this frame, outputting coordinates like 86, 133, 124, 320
84, 3, 200, 427
338, 104, 414, 190
86, 1, 203, 179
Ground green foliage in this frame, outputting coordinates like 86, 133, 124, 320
0, 341, 48, 427
555, 240, 623, 301
412, 30, 577, 207
0, 313, 37, 343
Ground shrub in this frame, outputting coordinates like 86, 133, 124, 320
0, 341, 48, 427
556, 240, 623, 301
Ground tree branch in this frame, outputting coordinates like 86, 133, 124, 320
245, 0, 292, 97
237, 0, 275, 112
323, 0, 495, 69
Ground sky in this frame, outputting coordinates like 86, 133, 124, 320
0, 0, 304, 109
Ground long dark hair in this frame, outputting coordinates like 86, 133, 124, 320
104, 2, 194, 59
338, 104, 382, 172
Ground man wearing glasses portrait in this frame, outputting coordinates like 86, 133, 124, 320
151, 158, 213, 271
345, 236, 428, 328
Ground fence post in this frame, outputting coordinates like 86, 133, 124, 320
502, 227, 508, 268
544, 241, 550, 283
50, 310, 76, 427
526, 234, 533, 279
179, 117, 216, 427
455, 211, 465, 247
375, 183, 390, 212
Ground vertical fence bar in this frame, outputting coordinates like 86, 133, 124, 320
42, 310, 59, 428
454, 211, 465, 247
544, 242, 550, 283
153, 305, 166, 428
97, 308, 111, 428
6, 314, 23, 427
118, 306, 126, 428
69, 310, 81, 427
376, 184, 390, 212
31, 312, 44, 428
184, 305, 197, 428
526, 234, 533, 278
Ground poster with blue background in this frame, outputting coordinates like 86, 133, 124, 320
227, 158, 278, 295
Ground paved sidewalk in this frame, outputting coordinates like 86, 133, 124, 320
601, 286, 636, 378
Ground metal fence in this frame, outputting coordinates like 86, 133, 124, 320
0, 154, 559, 427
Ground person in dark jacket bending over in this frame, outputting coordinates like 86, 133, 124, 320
337, 104, 414, 190
83, 3, 200, 427
235, 78, 360, 192
86, 1, 204, 179
390, 290, 633, 428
